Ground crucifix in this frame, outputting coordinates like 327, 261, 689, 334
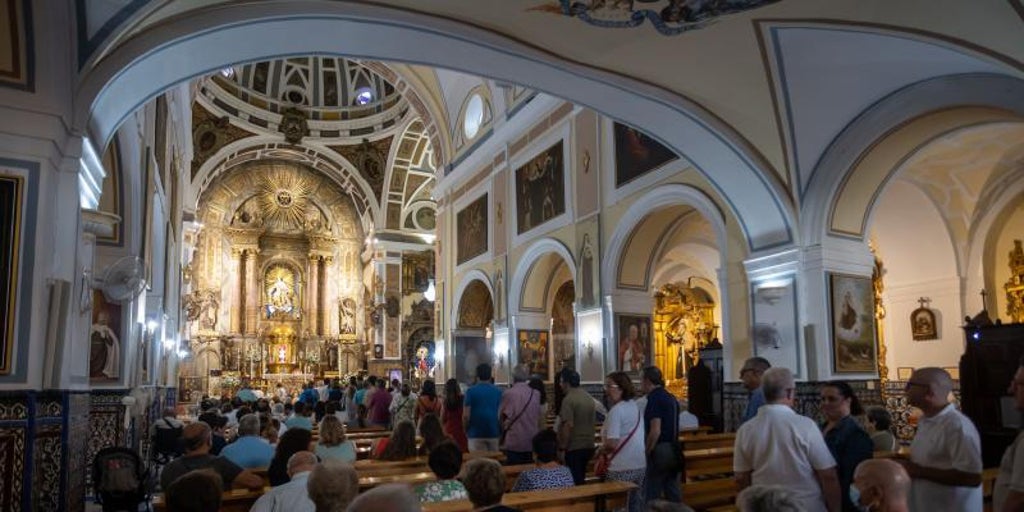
980, 289, 988, 311
917, 297, 931, 309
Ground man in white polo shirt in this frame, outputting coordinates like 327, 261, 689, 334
733, 367, 840, 512
903, 367, 982, 512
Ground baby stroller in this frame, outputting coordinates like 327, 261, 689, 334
92, 446, 150, 512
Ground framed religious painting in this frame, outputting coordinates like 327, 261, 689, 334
828, 273, 878, 374
910, 303, 938, 341
517, 329, 550, 381
456, 194, 488, 265
90, 290, 123, 382
750, 276, 801, 376
515, 140, 565, 235
615, 314, 652, 374
613, 122, 679, 187
0, 173, 24, 375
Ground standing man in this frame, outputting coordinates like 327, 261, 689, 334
236, 379, 258, 403
996, 355, 1024, 512
500, 364, 541, 464
366, 379, 392, 428
557, 368, 595, 485
464, 364, 502, 451
903, 367, 982, 512
734, 367, 840, 512
642, 366, 681, 502
739, 357, 771, 424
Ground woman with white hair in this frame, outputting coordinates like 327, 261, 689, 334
737, 485, 804, 512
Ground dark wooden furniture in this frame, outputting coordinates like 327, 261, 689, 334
959, 322, 1024, 467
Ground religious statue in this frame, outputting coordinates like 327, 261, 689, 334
339, 298, 357, 335
90, 311, 120, 380
267, 276, 295, 316
277, 345, 287, 363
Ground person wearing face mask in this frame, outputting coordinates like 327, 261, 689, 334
850, 459, 910, 512
820, 380, 874, 512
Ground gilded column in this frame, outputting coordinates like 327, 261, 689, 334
318, 257, 326, 336
245, 249, 259, 334
308, 255, 320, 334
230, 248, 243, 333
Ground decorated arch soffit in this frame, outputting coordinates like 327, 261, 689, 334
197, 160, 363, 244
189, 61, 439, 232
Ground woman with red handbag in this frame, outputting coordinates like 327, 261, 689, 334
599, 372, 647, 512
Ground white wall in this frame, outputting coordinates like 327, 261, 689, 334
871, 180, 963, 379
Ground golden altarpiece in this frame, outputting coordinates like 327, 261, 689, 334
652, 281, 718, 397
180, 163, 369, 398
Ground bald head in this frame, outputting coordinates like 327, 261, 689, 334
914, 367, 953, 395
854, 459, 910, 510
287, 451, 317, 476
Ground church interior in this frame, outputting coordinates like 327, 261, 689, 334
1, 0, 1024, 510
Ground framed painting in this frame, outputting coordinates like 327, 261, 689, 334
750, 276, 801, 376
613, 122, 678, 188
90, 290, 123, 382
829, 273, 878, 374
896, 367, 914, 380
911, 306, 938, 341
454, 335, 491, 385
616, 314, 652, 374
515, 140, 565, 235
456, 194, 488, 265
517, 329, 550, 381
0, 174, 24, 375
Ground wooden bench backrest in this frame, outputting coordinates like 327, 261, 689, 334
422, 481, 635, 512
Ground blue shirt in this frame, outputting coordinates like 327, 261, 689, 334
299, 388, 319, 406
643, 386, 678, 443
354, 388, 367, 405
220, 435, 274, 469
464, 382, 502, 438
742, 387, 765, 424
285, 415, 314, 431
236, 388, 257, 403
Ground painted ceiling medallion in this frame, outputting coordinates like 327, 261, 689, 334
536, 0, 780, 36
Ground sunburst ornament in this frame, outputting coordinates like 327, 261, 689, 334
255, 168, 316, 228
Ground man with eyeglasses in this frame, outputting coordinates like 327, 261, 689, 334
902, 367, 982, 512
992, 356, 1024, 512
739, 357, 771, 424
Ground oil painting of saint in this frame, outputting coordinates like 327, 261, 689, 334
616, 315, 651, 373
829, 274, 877, 373
613, 123, 678, 187
90, 290, 122, 381
456, 194, 488, 265
515, 141, 565, 235
517, 330, 549, 380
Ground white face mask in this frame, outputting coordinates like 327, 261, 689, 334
849, 483, 871, 512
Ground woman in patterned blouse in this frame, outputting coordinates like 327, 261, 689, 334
414, 440, 468, 502
511, 429, 575, 492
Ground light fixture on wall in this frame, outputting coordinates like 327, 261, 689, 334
424, 279, 436, 302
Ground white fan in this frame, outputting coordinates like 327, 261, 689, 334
93, 256, 147, 301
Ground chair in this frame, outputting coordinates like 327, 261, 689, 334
92, 446, 150, 512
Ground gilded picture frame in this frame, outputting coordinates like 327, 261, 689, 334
829, 273, 878, 374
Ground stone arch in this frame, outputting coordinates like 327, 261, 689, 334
802, 73, 1024, 246
510, 238, 577, 315
452, 270, 494, 330
603, 184, 728, 294
75, 1, 793, 251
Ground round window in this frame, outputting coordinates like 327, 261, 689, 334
463, 94, 485, 140
354, 87, 375, 106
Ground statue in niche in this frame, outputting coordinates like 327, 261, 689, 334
269, 278, 294, 311
494, 270, 504, 321
339, 298, 357, 335
580, 234, 595, 307
201, 290, 220, 331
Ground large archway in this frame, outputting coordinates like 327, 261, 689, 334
75, 2, 793, 252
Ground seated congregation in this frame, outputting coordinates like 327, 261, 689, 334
121, 358, 1023, 512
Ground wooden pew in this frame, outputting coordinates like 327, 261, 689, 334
153, 487, 267, 512
685, 448, 734, 481
681, 433, 735, 451
358, 463, 536, 491
422, 481, 635, 512
682, 478, 737, 511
